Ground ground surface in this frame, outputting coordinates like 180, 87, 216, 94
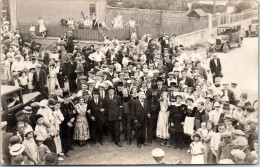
37, 37, 258, 165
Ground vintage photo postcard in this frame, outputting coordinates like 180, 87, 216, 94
1, 0, 258, 165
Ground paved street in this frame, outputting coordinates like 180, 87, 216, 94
59, 134, 192, 165
215, 37, 258, 102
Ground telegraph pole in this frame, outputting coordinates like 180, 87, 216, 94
213, 0, 216, 16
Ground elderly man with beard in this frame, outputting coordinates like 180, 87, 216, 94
132, 91, 151, 148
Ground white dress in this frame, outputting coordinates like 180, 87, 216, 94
156, 101, 170, 139
48, 67, 60, 95
38, 20, 47, 33
190, 141, 205, 164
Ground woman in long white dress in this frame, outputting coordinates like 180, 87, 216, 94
48, 61, 60, 96
38, 17, 47, 38
156, 91, 171, 146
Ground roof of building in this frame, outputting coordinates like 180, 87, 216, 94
187, 9, 207, 17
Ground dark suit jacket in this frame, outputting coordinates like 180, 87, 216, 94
183, 76, 194, 88
210, 58, 222, 76
33, 70, 46, 88
104, 95, 122, 121
131, 99, 150, 125
64, 61, 77, 80
87, 98, 105, 123
166, 59, 179, 73
199, 66, 208, 80
42, 52, 50, 66
221, 89, 236, 105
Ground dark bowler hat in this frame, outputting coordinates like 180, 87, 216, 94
156, 77, 163, 82
117, 81, 124, 87
151, 84, 158, 91
34, 114, 43, 123
223, 103, 230, 110
170, 82, 177, 87
224, 115, 233, 122
92, 88, 100, 95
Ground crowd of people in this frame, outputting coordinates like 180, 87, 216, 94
1, 16, 258, 165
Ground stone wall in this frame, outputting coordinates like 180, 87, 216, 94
106, 6, 188, 28
178, 18, 255, 47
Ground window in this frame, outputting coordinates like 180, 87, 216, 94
5, 91, 22, 111
90, 4, 96, 15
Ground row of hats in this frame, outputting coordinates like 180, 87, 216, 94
9, 144, 57, 165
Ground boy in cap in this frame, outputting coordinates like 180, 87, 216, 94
35, 136, 51, 165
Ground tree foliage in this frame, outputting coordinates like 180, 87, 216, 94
107, 0, 189, 11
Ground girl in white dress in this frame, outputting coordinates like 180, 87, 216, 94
190, 133, 205, 164
67, 17, 75, 29
156, 91, 171, 146
28, 68, 35, 92
38, 17, 47, 38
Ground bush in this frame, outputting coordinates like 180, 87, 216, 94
235, 0, 258, 13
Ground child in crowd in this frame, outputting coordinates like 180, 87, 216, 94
35, 136, 51, 165
190, 133, 205, 164
18, 70, 29, 94
197, 122, 208, 139
29, 23, 36, 39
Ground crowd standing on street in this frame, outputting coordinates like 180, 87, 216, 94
1, 16, 258, 165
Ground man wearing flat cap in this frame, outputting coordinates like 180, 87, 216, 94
217, 131, 236, 163
103, 86, 123, 147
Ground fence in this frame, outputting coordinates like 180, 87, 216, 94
18, 19, 208, 41
212, 10, 258, 28
17, 23, 131, 41
230, 10, 258, 24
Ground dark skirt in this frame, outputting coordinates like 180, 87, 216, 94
43, 137, 56, 153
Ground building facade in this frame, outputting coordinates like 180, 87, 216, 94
8, 0, 107, 29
